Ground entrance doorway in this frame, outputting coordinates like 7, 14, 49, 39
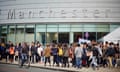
74, 32, 83, 42
58, 32, 69, 43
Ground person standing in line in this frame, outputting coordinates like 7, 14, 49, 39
91, 43, 100, 70
51, 44, 59, 66
37, 43, 43, 63
5, 41, 12, 62
105, 42, 115, 68
71, 43, 77, 67
82, 43, 88, 67
20, 42, 29, 68
9, 43, 15, 63
96, 43, 103, 66
44, 44, 51, 66
58, 43, 63, 67
30, 42, 36, 63
14, 43, 22, 61
17, 43, 22, 63
102, 42, 109, 67
69, 43, 74, 67
74, 43, 83, 68
63, 43, 69, 67
114, 43, 120, 67
86, 45, 93, 68
0, 43, 5, 60
0, 43, 2, 60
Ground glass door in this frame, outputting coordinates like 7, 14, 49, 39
58, 32, 69, 43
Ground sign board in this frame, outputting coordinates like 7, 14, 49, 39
0, 0, 120, 24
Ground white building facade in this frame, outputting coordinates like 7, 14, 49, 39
0, 0, 120, 44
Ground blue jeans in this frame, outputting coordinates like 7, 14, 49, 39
58, 56, 63, 63
91, 56, 98, 67
76, 57, 82, 68
53, 55, 59, 65
21, 53, 27, 66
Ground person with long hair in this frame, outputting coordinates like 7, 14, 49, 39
63, 44, 69, 67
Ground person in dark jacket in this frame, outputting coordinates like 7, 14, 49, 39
15, 43, 22, 61
91, 44, 100, 70
30, 42, 37, 63
0, 43, 5, 60
20, 42, 29, 67
51, 44, 59, 66
105, 42, 115, 68
82, 43, 88, 67
5, 41, 12, 62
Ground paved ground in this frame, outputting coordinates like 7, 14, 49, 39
0, 64, 63, 72
0, 59, 120, 72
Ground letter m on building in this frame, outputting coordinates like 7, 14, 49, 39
8, 9, 15, 19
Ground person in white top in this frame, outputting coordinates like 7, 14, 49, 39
37, 43, 43, 63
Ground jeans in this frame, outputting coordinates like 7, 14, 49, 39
45, 56, 51, 65
76, 57, 82, 68
58, 56, 63, 63
63, 56, 69, 67
31, 53, 37, 63
91, 56, 98, 67
21, 53, 27, 66
53, 55, 59, 65
72, 55, 76, 67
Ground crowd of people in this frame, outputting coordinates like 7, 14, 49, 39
0, 40, 120, 70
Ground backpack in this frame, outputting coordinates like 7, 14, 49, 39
107, 47, 115, 56
93, 47, 99, 56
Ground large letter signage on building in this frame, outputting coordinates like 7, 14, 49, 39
0, 0, 120, 24
8, 9, 15, 19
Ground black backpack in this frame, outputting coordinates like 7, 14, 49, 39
107, 47, 115, 56
93, 47, 99, 56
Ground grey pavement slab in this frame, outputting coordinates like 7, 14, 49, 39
0, 59, 120, 72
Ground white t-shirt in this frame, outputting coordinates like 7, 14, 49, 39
37, 47, 43, 56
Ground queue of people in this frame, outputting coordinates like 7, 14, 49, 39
0, 41, 120, 70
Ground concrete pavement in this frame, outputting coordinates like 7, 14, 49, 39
0, 63, 63, 72
0, 59, 120, 72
